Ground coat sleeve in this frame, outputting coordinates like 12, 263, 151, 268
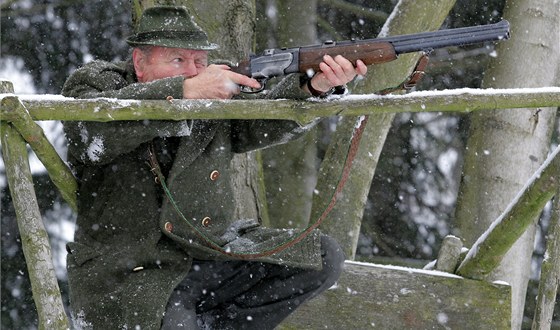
62, 61, 192, 166
231, 74, 320, 153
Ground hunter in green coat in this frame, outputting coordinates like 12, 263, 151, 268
62, 6, 367, 329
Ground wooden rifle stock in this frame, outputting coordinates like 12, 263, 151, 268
298, 42, 397, 73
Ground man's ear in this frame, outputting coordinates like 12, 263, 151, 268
132, 48, 145, 81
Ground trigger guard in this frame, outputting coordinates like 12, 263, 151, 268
241, 78, 268, 94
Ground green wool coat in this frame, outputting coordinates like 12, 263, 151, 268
61, 60, 323, 329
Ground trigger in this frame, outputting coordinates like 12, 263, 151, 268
241, 78, 268, 94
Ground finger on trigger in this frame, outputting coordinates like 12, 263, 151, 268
237, 74, 261, 89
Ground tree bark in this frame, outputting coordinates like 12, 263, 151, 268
312, 0, 458, 259
259, 0, 320, 229
453, 0, 560, 328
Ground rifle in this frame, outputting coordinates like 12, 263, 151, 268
233, 20, 510, 91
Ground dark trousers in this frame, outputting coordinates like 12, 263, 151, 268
161, 235, 345, 329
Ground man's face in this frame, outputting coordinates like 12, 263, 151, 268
133, 46, 208, 82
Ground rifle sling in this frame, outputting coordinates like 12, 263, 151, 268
147, 115, 369, 259
378, 54, 430, 95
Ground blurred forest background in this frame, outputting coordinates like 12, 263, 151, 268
1, 0, 558, 328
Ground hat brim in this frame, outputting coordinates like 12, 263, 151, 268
126, 36, 219, 50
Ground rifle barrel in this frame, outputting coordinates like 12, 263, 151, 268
385, 20, 510, 54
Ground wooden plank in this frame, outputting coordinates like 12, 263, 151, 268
280, 261, 511, 329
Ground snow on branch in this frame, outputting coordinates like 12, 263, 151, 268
1, 87, 559, 124
456, 145, 560, 280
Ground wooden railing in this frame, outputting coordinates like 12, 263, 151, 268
1, 79, 559, 329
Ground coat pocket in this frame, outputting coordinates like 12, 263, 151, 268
218, 219, 261, 245
66, 242, 102, 266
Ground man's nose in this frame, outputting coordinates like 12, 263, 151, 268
182, 61, 198, 78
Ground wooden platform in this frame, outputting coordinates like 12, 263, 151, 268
280, 261, 511, 329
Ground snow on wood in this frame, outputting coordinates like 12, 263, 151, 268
456, 145, 560, 279
1, 87, 559, 123
280, 260, 511, 329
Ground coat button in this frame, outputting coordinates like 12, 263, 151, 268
209, 170, 220, 181
164, 221, 173, 233
201, 217, 211, 227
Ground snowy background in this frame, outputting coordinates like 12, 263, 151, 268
1, 0, 558, 328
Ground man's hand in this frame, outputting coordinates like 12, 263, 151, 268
306, 55, 368, 95
183, 64, 261, 99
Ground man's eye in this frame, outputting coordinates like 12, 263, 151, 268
172, 58, 183, 63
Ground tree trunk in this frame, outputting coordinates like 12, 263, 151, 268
183, 0, 261, 221
259, 0, 320, 229
132, 0, 263, 221
313, 0, 457, 259
453, 0, 560, 328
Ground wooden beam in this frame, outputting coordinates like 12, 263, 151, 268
1, 129, 69, 329
435, 235, 463, 273
531, 166, 560, 329
1, 80, 69, 329
1, 87, 559, 123
457, 146, 560, 279
1, 95, 77, 210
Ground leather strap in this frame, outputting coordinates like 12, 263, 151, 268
306, 78, 332, 97
378, 54, 430, 95
147, 115, 369, 259
301, 75, 345, 98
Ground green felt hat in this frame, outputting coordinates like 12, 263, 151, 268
126, 6, 218, 50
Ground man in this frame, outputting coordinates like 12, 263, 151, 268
62, 6, 367, 329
